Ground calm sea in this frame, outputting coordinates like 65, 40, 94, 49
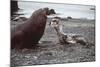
17, 1, 95, 20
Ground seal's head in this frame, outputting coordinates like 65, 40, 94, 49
49, 17, 61, 27
43, 8, 56, 15
50, 18, 59, 27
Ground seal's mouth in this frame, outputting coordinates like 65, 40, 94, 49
50, 22, 59, 27
49, 18, 60, 27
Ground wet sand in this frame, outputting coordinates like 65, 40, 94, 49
11, 17, 95, 66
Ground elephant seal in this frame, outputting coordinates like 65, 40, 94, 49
11, 8, 56, 49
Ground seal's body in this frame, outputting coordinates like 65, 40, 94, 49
49, 17, 87, 45
11, 8, 56, 49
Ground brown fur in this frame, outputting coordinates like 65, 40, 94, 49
11, 8, 56, 49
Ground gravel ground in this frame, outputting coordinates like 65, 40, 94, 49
11, 17, 95, 67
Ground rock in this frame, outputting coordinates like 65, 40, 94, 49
11, 0, 19, 15
67, 16, 72, 19
13, 17, 28, 21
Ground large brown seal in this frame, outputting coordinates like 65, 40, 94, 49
11, 8, 56, 49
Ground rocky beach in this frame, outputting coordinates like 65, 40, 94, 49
11, 16, 95, 66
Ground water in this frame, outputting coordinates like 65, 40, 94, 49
17, 1, 95, 20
